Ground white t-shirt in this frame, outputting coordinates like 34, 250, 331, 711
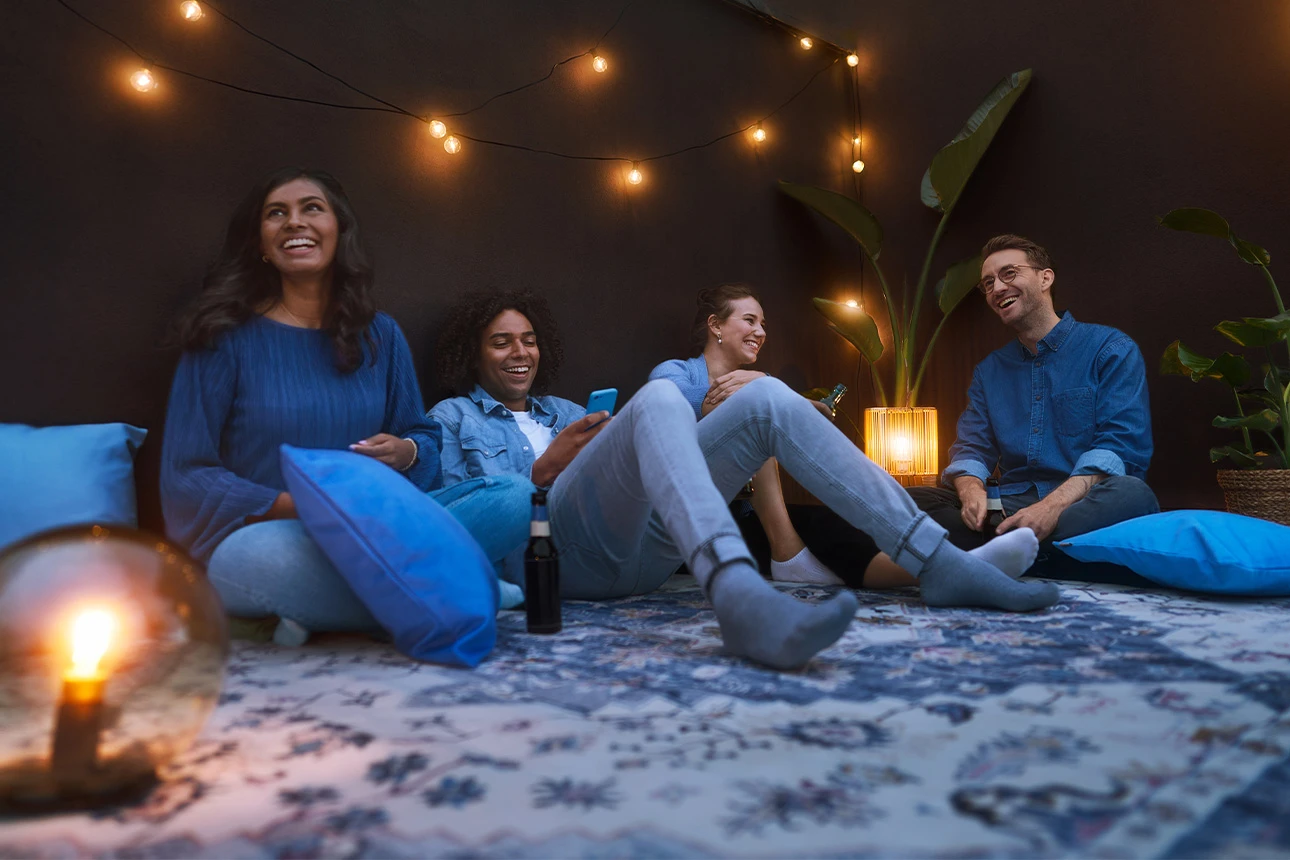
512, 411, 555, 460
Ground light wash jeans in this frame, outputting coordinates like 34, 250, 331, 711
549, 378, 947, 599
207, 474, 533, 631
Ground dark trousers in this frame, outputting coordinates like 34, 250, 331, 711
908, 476, 1160, 585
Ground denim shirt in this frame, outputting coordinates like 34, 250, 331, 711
648, 355, 709, 418
943, 312, 1153, 499
429, 385, 585, 485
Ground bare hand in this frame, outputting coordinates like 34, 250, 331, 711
702, 370, 765, 412
810, 399, 835, 419
997, 499, 1061, 542
350, 433, 417, 471
250, 492, 296, 523
958, 482, 987, 532
531, 412, 611, 486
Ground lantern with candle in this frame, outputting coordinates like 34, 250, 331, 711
0, 525, 228, 811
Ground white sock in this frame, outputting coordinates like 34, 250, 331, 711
968, 528, 1039, 579
273, 617, 310, 647
771, 546, 845, 586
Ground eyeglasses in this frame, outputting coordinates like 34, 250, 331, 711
977, 264, 1046, 294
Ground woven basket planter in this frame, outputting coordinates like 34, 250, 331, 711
1216, 469, 1290, 526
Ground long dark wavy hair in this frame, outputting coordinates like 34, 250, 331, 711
436, 290, 564, 396
689, 282, 760, 355
169, 167, 376, 372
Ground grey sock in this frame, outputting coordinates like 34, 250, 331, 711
920, 539, 1060, 611
708, 564, 859, 670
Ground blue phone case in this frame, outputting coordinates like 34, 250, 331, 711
585, 388, 618, 417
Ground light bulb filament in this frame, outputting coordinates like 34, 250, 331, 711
68, 609, 115, 680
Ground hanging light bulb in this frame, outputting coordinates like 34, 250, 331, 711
751, 124, 767, 143
847, 53, 859, 67
799, 37, 814, 50
626, 163, 643, 185
444, 135, 462, 154
852, 159, 865, 174
852, 136, 862, 146
130, 68, 158, 92
592, 55, 608, 73
180, 1, 203, 21
845, 299, 860, 308
427, 119, 447, 139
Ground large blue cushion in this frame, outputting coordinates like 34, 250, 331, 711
1057, 510, 1290, 595
279, 445, 498, 666
0, 423, 147, 551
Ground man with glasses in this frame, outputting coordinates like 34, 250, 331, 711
910, 234, 1159, 568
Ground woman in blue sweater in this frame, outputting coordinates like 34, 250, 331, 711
160, 167, 530, 643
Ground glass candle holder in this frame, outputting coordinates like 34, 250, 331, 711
0, 525, 228, 811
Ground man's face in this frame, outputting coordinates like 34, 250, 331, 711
478, 309, 539, 410
979, 249, 1054, 329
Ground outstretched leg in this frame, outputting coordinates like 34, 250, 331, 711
549, 380, 857, 669
696, 377, 1059, 611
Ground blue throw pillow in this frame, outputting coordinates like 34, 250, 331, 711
1057, 510, 1290, 595
0, 423, 147, 551
279, 445, 498, 667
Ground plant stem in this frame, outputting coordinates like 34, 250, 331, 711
1232, 389, 1253, 456
909, 312, 953, 407
1261, 264, 1286, 315
870, 362, 888, 408
907, 203, 959, 388
871, 262, 904, 405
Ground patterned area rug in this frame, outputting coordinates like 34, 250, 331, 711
5, 577, 1290, 858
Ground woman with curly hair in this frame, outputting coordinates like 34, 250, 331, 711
161, 168, 531, 645
430, 290, 1057, 671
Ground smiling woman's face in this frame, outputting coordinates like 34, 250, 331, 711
259, 178, 339, 278
712, 296, 767, 365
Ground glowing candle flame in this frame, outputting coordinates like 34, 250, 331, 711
891, 435, 913, 464
68, 609, 115, 680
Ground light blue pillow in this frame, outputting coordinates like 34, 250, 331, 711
0, 423, 147, 551
1057, 510, 1290, 595
279, 445, 498, 667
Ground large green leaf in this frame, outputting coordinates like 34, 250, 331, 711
1213, 409, 1280, 432
920, 69, 1032, 213
936, 255, 984, 314
779, 181, 883, 261
1234, 238, 1273, 266
1157, 208, 1231, 238
813, 297, 884, 363
1215, 312, 1290, 348
1210, 445, 1260, 467
1160, 340, 1252, 387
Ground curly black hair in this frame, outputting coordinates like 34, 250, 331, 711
435, 290, 564, 396
169, 167, 375, 372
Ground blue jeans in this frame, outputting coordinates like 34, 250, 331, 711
549, 378, 947, 599
207, 474, 533, 631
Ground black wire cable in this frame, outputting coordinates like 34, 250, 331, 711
52, 0, 844, 165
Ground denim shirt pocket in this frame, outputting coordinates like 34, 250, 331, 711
459, 434, 508, 478
1053, 387, 1094, 440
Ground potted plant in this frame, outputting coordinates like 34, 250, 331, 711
779, 70, 1032, 485
1159, 207, 1290, 524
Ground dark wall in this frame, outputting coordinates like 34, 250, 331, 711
837, 0, 1290, 509
1, 1, 864, 528
4, 1, 1288, 528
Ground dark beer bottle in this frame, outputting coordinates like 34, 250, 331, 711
524, 490, 561, 634
820, 383, 848, 416
982, 477, 1004, 540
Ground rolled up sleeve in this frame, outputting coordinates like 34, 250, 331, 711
943, 367, 998, 487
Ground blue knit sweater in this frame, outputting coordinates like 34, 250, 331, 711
160, 312, 441, 561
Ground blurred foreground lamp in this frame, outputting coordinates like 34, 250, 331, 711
864, 407, 938, 487
0, 526, 228, 812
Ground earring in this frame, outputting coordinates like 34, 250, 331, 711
717, 334, 723, 344
261, 255, 269, 263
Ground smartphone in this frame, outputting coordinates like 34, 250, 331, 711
585, 388, 618, 425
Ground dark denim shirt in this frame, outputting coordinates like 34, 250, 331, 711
943, 312, 1153, 498
428, 385, 585, 484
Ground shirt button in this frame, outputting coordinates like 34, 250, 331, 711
1032, 428, 1040, 434
523, 446, 530, 451
1035, 396, 1042, 401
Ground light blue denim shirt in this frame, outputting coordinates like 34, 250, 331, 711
429, 385, 585, 485
943, 312, 1153, 498
648, 355, 709, 418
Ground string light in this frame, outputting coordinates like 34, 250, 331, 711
130, 68, 157, 92
799, 36, 814, 50
444, 135, 462, 154
751, 123, 767, 143
428, 119, 447, 138
626, 163, 643, 185
180, 1, 203, 21
845, 299, 860, 308
852, 136, 861, 146
591, 54, 608, 73
852, 159, 865, 174
846, 52, 859, 67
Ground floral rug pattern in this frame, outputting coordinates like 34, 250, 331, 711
5, 577, 1290, 858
